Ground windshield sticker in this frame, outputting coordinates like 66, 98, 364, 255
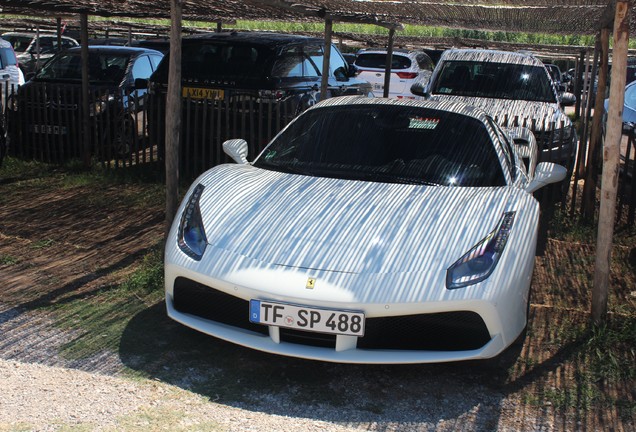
409, 117, 440, 129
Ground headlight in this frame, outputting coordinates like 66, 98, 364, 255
177, 184, 208, 260
536, 125, 574, 150
446, 212, 515, 289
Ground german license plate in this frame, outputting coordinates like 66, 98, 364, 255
182, 87, 224, 100
249, 300, 365, 336
30, 124, 67, 135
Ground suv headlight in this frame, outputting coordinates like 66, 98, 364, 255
536, 125, 575, 150
177, 184, 208, 260
446, 212, 515, 289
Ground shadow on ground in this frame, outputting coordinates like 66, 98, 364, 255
117, 300, 601, 431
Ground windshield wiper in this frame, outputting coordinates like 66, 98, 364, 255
255, 161, 307, 175
363, 171, 440, 186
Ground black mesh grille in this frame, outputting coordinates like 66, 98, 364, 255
173, 277, 268, 335
279, 328, 337, 348
359, 312, 491, 351
172, 278, 491, 351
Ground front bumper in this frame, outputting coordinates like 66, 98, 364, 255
165, 273, 516, 364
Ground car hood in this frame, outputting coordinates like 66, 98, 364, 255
428, 94, 570, 131
195, 165, 536, 275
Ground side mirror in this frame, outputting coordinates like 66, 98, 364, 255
223, 139, 249, 164
525, 162, 567, 194
334, 66, 348, 82
559, 92, 577, 107
410, 80, 429, 98
134, 78, 149, 90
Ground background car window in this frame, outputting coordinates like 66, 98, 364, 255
415, 53, 434, 71
61, 39, 76, 49
355, 53, 411, 70
149, 54, 162, 69
3, 35, 31, 52
37, 52, 130, 84
170, 42, 273, 81
132, 55, 153, 80
329, 46, 349, 80
272, 46, 320, 78
256, 105, 506, 187
36, 38, 55, 54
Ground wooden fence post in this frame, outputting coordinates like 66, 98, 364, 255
165, 0, 183, 239
320, 19, 333, 101
582, 27, 610, 221
592, 0, 630, 324
383, 28, 395, 98
80, 14, 91, 168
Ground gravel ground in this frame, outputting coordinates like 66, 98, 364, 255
0, 357, 546, 432
0, 302, 561, 432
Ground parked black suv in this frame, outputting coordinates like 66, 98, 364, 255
145, 31, 373, 176
148, 31, 372, 108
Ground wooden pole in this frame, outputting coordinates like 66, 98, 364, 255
320, 19, 333, 101
574, 50, 586, 119
592, 0, 630, 324
165, 0, 183, 238
582, 28, 610, 221
383, 28, 396, 98
56, 18, 62, 52
79, 14, 91, 168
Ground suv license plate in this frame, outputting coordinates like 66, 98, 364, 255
182, 87, 224, 100
249, 300, 365, 337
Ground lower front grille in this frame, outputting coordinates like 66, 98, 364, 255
173, 277, 268, 335
359, 312, 491, 351
172, 277, 491, 351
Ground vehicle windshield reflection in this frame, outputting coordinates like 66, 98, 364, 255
254, 104, 506, 187
432, 60, 557, 103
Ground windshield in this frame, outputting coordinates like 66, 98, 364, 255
153, 42, 275, 82
36, 52, 130, 84
3, 35, 32, 53
254, 104, 506, 187
432, 60, 557, 103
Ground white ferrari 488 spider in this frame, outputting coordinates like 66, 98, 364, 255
164, 96, 566, 364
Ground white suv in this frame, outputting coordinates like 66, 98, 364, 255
354, 49, 434, 99
0, 36, 24, 105
414, 48, 577, 173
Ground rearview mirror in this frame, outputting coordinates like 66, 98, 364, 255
525, 162, 567, 194
559, 92, 576, 107
223, 139, 249, 164
134, 78, 149, 90
410, 80, 429, 98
